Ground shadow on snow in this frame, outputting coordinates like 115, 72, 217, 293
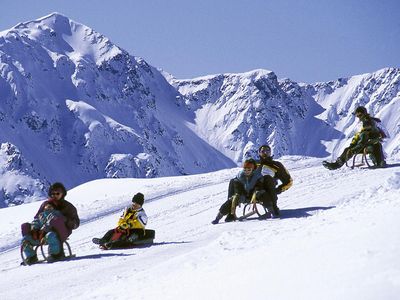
279, 206, 335, 219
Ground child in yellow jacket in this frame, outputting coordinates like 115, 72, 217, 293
92, 193, 153, 249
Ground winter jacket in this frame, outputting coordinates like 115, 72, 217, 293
35, 198, 80, 236
257, 157, 293, 194
117, 207, 148, 231
350, 114, 383, 153
233, 170, 264, 198
31, 209, 64, 231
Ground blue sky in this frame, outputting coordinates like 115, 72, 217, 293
2, 0, 399, 83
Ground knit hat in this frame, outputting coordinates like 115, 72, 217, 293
353, 106, 367, 116
132, 193, 145, 206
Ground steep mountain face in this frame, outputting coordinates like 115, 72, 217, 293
170, 70, 340, 161
1, 13, 399, 207
170, 68, 400, 163
0, 13, 234, 206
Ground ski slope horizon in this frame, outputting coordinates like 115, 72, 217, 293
0, 156, 399, 300
1, 12, 399, 207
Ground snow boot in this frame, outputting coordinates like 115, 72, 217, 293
92, 238, 105, 245
270, 204, 280, 218
211, 212, 223, 225
22, 255, 38, 266
47, 251, 65, 263
224, 214, 236, 222
322, 160, 341, 170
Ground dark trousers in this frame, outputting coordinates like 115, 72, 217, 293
219, 176, 278, 216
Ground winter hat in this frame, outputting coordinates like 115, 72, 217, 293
353, 106, 367, 116
132, 193, 145, 206
48, 182, 67, 197
243, 159, 256, 170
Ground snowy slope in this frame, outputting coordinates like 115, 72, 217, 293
0, 13, 235, 205
0, 157, 399, 300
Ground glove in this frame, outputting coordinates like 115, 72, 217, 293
276, 186, 283, 195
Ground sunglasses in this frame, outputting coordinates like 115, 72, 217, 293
260, 149, 271, 154
355, 113, 363, 118
243, 167, 253, 171
51, 192, 62, 196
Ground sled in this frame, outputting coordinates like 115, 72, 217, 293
346, 148, 371, 169
234, 200, 269, 221
99, 229, 155, 250
20, 239, 75, 265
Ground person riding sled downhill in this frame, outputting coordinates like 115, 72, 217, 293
323, 106, 387, 170
211, 158, 276, 224
92, 193, 155, 249
20, 182, 80, 265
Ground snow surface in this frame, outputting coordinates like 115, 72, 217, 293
1, 157, 399, 300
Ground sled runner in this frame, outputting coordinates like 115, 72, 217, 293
346, 148, 372, 169
20, 239, 75, 265
233, 195, 269, 221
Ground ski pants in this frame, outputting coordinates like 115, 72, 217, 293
22, 231, 61, 258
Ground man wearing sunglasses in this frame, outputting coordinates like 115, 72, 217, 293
257, 145, 293, 217
21, 182, 80, 264
323, 106, 386, 170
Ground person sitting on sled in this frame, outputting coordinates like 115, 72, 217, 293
92, 193, 153, 249
256, 144, 293, 217
21, 202, 64, 264
211, 158, 275, 224
20, 182, 79, 265
323, 106, 387, 170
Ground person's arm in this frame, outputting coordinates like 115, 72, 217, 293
64, 202, 80, 230
133, 210, 148, 229
275, 162, 293, 194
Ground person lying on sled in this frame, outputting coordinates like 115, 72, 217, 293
92, 193, 152, 249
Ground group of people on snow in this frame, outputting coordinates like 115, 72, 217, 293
211, 144, 292, 224
19, 105, 387, 264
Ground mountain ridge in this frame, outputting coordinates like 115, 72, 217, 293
0, 13, 399, 206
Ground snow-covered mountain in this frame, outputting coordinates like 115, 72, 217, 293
1, 157, 399, 299
0, 13, 234, 206
170, 68, 400, 162
1, 13, 399, 207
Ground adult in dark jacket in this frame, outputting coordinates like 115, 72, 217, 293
323, 106, 386, 170
257, 145, 293, 216
211, 159, 266, 224
21, 182, 80, 264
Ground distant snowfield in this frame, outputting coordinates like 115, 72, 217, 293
0, 156, 399, 300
